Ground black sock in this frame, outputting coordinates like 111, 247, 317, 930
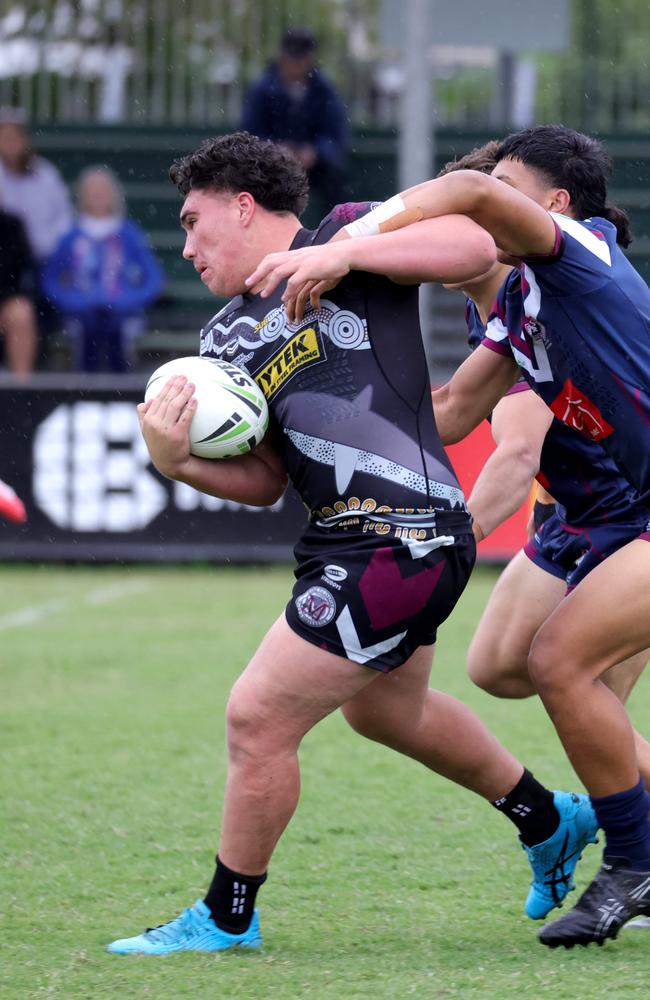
493, 769, 559, 847
204, 856, 267, 934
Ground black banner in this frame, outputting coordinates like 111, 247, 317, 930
0, 374, 307, 562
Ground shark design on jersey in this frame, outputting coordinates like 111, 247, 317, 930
282, 386, 467, 509
201, 298, 370, 357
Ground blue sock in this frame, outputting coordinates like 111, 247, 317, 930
591, 777, 650, 869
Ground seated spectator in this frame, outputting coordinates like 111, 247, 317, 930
0, 204, 38, 376
241, 28, 349, 216
0, 107, 72, 265
42, 166, 163, 373
0, 106, 73, 350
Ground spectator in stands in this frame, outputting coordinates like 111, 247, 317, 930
42, 166, 163, 373
0, 107, 72, 266
0, 106, 73, 355
241, 27, 349, 215
0, 200, 38, 376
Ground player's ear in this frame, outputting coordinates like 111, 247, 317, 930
547, 187, 571, 215
237, 191, 256, 226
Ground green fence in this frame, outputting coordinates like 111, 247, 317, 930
33, 123, 650, 376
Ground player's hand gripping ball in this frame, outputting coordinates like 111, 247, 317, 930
144, 356, 269, 459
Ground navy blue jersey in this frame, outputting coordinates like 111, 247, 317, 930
200, 203, 468, 538
483, 214, 650, 504
467, 271, 641, 526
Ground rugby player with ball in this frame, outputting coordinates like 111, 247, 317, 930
108, 132, 597, 956
248, 125, 650, 948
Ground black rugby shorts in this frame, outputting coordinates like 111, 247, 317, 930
285, 523, 475, 671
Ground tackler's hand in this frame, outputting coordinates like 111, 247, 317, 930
245, 243, 352, 323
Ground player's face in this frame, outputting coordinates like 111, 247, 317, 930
491, 158, 556, 210
180, 189, 250, 297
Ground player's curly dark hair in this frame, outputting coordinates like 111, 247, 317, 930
494, 125, 632, 248
169, 131, 310, 216
438, 140, 500, 177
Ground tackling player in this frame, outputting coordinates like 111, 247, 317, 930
248, 125, 650, 948
107, 132, 597, 956
438, 145, 650, 784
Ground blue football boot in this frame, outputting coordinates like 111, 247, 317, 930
107, 900, 262, 954
523, 791, 599, 919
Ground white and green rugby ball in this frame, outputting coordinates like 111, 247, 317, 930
144, 356, 269, 459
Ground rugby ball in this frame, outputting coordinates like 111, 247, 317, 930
144, 356, 269, 459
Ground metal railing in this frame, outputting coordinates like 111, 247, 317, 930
1, 0, 649, 130
0, 0, 381, 124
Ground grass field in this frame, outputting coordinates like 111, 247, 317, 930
2, 563, 649, 1000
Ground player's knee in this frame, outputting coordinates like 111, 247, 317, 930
467, 633, 502, 690
468, 658, 533, 698
527, 630, 568, 699
225, 685, 270, 760
467, 641, 526, 698
341, 700, 395, 742
226, 678, 305, 762
466, 648, 498, 694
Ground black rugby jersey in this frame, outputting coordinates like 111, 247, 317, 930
199, 203, 468, 532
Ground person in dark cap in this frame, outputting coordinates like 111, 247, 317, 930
241, 28, 349, 217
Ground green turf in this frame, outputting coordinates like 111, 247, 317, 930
1, 564, 649, 999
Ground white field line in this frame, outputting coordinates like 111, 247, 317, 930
0, 599, 67, 630
84, 579, 150, 605
0, 579, 151, 631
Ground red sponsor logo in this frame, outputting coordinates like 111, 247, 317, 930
549, 379, 614, 441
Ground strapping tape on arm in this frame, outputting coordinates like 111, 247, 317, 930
344, 195, 424, 238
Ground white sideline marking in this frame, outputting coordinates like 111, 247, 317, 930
0, 599, 67, 630
0, 579, 150, 631
85, 579, 150, 605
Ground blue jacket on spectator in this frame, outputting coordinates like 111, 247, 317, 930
241, 63, 348, 169
42, 218, 163, 318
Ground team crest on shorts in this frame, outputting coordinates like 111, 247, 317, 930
295, 586, 337, 627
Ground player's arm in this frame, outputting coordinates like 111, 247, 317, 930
138, 376, 287, 506
246, 216, 496, 322
432, 343, 519, 445
467, 388, 553, 541
368, 170, 559, 260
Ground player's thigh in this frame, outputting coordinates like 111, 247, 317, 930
228, 613, 378, 746
341, 642, 434, 734
530, 539, 650, 683
467, 550, 565, 677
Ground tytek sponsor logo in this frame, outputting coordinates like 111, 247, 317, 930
254, 328, 322, 400
295, 585, 337, 628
